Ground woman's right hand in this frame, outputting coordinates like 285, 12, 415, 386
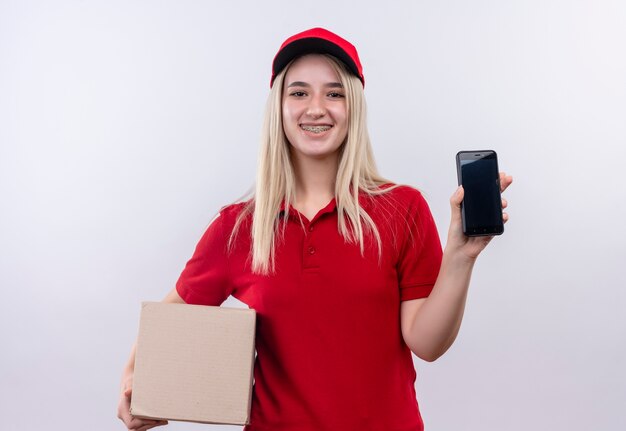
117, 379, 168, 431
119, 288, 184, 429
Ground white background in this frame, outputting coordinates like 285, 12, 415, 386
1, 1, 625, 430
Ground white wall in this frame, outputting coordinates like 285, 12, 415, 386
1, 1, 624, 430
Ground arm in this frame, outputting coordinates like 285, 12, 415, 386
116, 288, 186, 430
400, 253, 474, 362
401, 173, 513, 362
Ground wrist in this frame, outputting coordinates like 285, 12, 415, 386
442, 247, 477, 269
121, 369, 133, 389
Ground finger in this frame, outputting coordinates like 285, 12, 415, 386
501, 198, 508, 209
499, 172, 509, 191
134, 421, 168, 431
450, 185, 463, 209
499, 173, 513, 193
503, 212, 509, 223
117, 391, 132, 423
449, 186, 464, 224
128, 417, 164, 429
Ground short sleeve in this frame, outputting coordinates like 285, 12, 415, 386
396, 189, 443, 301
175, 212, 233, 306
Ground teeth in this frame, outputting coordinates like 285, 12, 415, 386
301, 125, 331, 133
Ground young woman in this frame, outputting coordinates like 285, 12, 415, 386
117, 28, 513, 431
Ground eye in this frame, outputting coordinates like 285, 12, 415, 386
290, 91, 307, 97
328, 92, 345, 98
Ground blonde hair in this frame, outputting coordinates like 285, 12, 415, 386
229, 54, 398, 275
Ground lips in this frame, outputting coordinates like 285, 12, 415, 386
300, 124, 332, 133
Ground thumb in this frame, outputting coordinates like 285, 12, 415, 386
449, 186, 464, 227
450, 185, 464, 209
124, 387, 132, 399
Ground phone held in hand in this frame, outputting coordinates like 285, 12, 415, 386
456, 150, 504, 237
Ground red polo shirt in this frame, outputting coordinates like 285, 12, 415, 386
176, 184, 443, 431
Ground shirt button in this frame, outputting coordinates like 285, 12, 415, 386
308, 246, 316, 255
308, 225, 314, 232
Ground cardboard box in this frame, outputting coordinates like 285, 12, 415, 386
130, 302, 256, 425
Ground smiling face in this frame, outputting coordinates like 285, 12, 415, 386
281, 54, 348, 164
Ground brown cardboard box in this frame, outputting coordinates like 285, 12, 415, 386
130, 302, 256, 425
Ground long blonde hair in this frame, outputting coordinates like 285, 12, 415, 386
229, 54, 398, 275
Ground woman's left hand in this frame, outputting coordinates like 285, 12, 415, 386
445, 172, 513, 261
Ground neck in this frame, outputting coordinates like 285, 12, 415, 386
290, 150, 339, 204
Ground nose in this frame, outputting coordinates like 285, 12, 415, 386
306, 94, 326, 118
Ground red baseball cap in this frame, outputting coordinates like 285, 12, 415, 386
270, 27, 365, 88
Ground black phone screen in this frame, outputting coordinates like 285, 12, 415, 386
457, 151, 503, 236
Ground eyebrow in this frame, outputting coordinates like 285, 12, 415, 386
286, 81, 344, 88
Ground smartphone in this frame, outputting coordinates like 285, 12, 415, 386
456, 150, 504, 236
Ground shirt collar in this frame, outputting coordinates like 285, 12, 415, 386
279, 197, 337, 220
278, 189, 378, 220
